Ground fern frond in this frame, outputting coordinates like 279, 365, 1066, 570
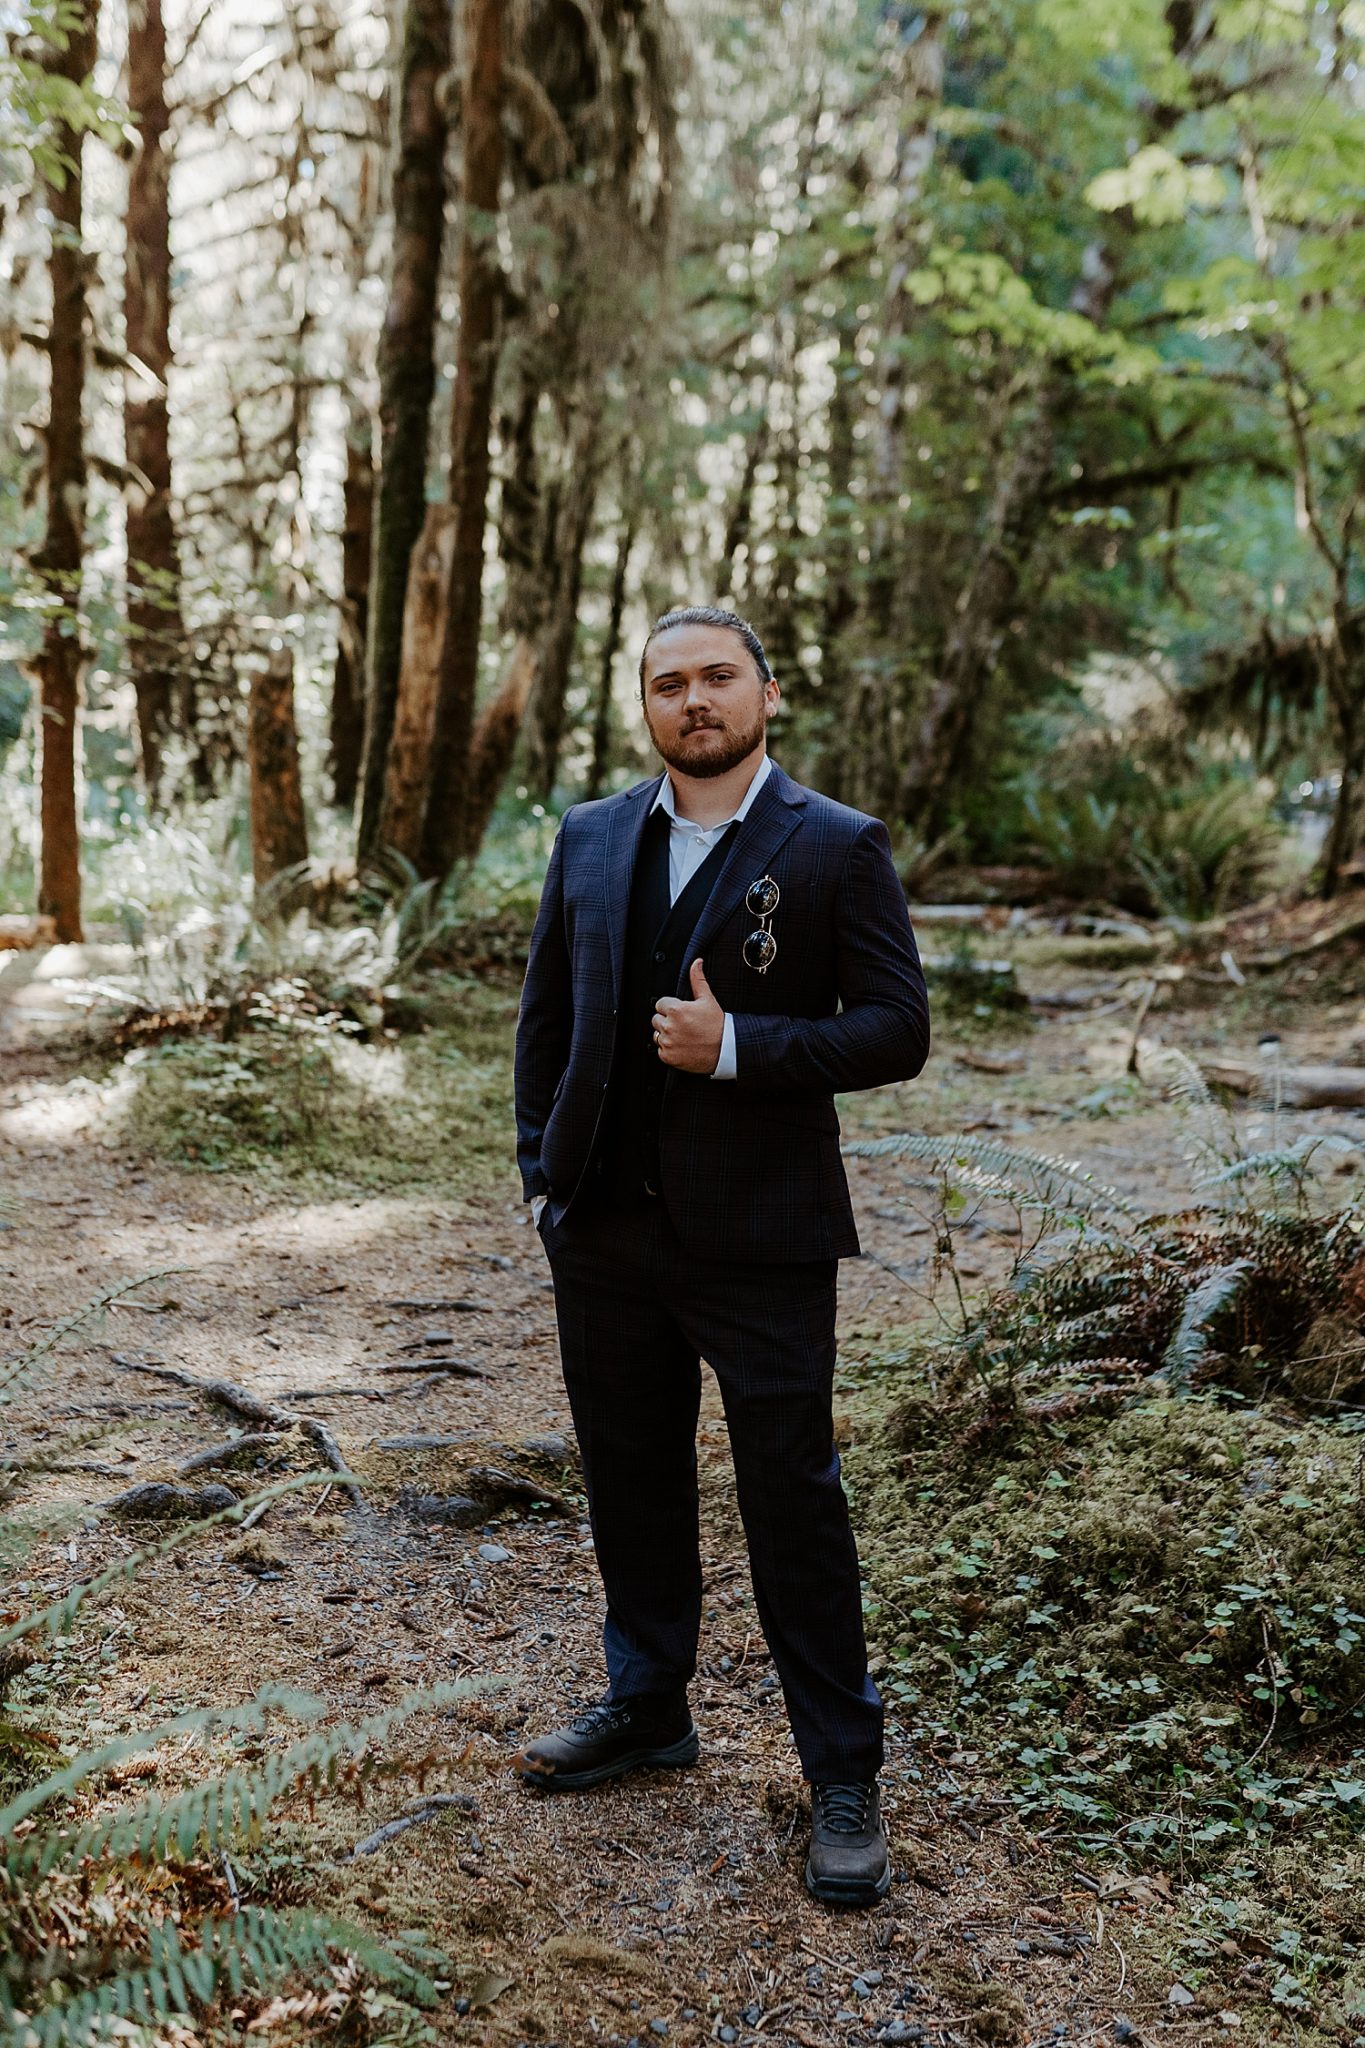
2, 1904, 440, 2048
0, 1471, 339, 1659
1011, 1223, 1142, 1290
1142, 1045, 1241, 1183
0, 1271, 186, 1406
1161, 1261, 1252, 1387
1199, 1132, 1355, 1192
9, 1679, 489, 1873
843, 1132, 1142, 1219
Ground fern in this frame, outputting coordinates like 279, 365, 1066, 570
0, 1471, 340, 1660
2, 1905, 444, 2048
10, 1679, 486, 1878
1160, 1261, 1253, 1387
844, 1132, 1142, 1219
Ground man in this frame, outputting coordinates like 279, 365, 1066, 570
512, 604, 930, 1907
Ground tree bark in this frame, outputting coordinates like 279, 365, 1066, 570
521, 407, 603, 803
465, 632, 538, 849
329, 412, 374, 809
898, 389, 1058, 836
355, 0, 451, 860
248, 649, 309, 889
421, 0, 505, 878
33, 0, 99, 943
585, 509, 634, 801
378, 503, 455, 864
124, 0, 187, 806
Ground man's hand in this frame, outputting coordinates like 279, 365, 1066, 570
653, 958, 725, 1074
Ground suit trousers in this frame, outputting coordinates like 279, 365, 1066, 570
540, 1192, 884, 1783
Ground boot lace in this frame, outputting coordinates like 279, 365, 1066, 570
813, 1781, 873, 1834
568, 1700, 631, 1738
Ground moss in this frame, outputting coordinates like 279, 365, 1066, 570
116, 973, 517, 1194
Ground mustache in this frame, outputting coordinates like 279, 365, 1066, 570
680, 718, 725, 734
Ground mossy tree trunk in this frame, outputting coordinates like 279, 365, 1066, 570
33, 0, 99, 943
355, 0, 450, 861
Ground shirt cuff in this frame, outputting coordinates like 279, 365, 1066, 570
711, 1012, 738, 1080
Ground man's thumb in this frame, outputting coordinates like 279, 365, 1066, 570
689, 957, 713, 1001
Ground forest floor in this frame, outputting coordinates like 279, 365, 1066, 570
4, 925, 1365, 2048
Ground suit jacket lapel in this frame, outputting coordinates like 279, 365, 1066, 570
603, 773, 664, 1004
677, 764, 806, 988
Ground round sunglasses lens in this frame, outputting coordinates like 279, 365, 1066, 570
742, 929, 777, 971
746, 877, 780, 917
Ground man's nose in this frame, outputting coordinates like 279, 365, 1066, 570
682, 679, 711, 711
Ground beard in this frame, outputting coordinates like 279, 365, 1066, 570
645, 701, 768, 780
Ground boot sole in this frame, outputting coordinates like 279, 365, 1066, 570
804, 1856, 893, 1908
513, 1727, 700, 1791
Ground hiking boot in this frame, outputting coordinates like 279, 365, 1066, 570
512, 1691, 699, 1791
805, 1780, 891, 1906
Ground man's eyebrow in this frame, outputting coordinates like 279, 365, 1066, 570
648, 661, 737, 683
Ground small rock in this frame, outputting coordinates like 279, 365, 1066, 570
719, 1656, 733, 1673
878, 2027, 925, 2045
741, 2006, 762, 2027
853, 1978, 872, 1998
522, 1432, 572, 1461
863, 1972, 883, 1988
648, 2024, 668, 2039
405, 1491, 483, 1525
110, 1481, 237, 1521
478, 1542, 512, 1563
453, 1998, 471, 2015
835, 2011, 858, 2024
1113, 2021, 1136, 2042
718, 2032, 737, 2046
1168, 1984, 1195, 2008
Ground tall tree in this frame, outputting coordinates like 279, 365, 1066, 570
32, 0, 100, 943
355, 0, 451, 859
124, 0, 187, 804
420, 0, 505, 877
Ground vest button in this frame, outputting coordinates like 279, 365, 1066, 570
653, 948, 666, 962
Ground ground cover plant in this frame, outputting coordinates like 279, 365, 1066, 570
0, 1300, 480, 2047
844, 1074, 1365, 2035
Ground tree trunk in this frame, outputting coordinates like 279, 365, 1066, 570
355, 0, 451, 860
1319, 623, 1365, 897
124, 0, 187, 806
421, 0, 505, 878
465, 632, 539, 850
33, 0, 99, 943
378, 503, 456, 864
585, 509, 634, 801
248, 649, 309, 890
898, 390, 1057, 836
522, 409, 602, 803
329, 413, 374, 809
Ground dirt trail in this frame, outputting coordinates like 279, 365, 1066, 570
6, 979, 1340, 2048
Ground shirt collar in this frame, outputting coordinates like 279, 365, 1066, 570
651, 751, 773, 829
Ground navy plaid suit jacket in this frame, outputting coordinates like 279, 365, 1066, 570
514, 759, 931, 1263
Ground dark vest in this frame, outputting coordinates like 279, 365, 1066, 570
595, 806, 739, 1201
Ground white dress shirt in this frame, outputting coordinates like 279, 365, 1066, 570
650, 751, 772, 1080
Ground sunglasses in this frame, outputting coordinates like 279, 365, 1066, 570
742, 875, 780, 974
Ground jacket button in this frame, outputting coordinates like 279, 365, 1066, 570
653, 948, 666, 962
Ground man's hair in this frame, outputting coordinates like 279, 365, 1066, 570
638, 605, 773, 688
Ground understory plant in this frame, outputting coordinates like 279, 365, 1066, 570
0, 1302, 477, 2046
845, 1060, 1365, 1889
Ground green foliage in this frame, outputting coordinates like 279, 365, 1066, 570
850, 1065, 1365, 1944
0, 1300, 480, 2046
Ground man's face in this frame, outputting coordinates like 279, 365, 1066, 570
641, 624, 779, 779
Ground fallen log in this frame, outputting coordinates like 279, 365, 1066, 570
1203, 1058, 1365, 1109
